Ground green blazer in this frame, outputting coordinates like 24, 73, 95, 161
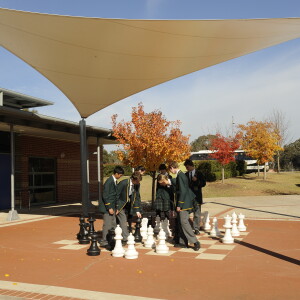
117, 179, 142, 216
174, 171, 195, 211
99, 175, 117, 214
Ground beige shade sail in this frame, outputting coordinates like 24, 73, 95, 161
1, 8, 300, 118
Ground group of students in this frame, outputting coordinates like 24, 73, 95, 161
98, 160, 206, 251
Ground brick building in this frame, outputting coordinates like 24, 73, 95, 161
0, 88, 115, 210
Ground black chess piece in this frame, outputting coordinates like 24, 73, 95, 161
87, 213, 96, 237
77, 216, 85, 241
147, 214, 153, 228
87, 232, 101, 256
134, 218, 143, 243
106, 227, 116, 251
79, 221, 90, 244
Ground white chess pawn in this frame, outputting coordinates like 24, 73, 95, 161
140, 218, 148, 240
204, 213, 211, 231
237, 213, 247, 232
112, 225, 125, 257
144, 225, 156, 248
210, 217, 221, 237
231, 212, 240, 237
221, 215, 234, 244
124, 233, 138, 259
156, 228, 169, 254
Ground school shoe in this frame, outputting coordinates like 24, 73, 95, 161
193, 241, 201, 251
194, 230, 201, 235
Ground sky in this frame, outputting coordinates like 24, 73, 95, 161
0, 0, 300, 150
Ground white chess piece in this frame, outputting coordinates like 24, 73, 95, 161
204, 212, 211, 231
154, 216, 161, 235
237, 213, 247, 232
144, 225, 156, 248
210, 217, 221, 237
221, 215, 234, 244
124, 233, 138, 259
166, 219, 172, 238
156, 228, 169, 254
231, 212, 240, 237
112, 225, 125, 257
140, 218, 148, 240
201, 211, 209, 229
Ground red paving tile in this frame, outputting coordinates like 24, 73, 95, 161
0, 215, 299, 300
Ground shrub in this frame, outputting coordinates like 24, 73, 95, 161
103, 164, 132, 177
194, 160, 238, 182
236, 160, 247, 176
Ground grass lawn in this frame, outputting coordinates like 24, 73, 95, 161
123, 171, 300, 201
105, 171, 300, 201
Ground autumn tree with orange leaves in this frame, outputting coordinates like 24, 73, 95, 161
238, 120, 282, 180
209, 134, 240, 183
112, 103, 190, 203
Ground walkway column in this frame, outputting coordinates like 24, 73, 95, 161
7, 124, 20, 221
79, 118, 89, 217
96, 137, 102, 203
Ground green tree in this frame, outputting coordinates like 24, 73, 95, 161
190, 134, 217, 151
103, 150, 121, 164
280, 139, 300, 170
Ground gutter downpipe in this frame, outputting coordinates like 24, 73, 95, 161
7, 124, 20, 221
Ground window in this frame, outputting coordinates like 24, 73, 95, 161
28, 157, 56, 204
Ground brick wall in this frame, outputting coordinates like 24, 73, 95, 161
15, 135, 103, 207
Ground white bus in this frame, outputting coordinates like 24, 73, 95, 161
189, 150, 268, 173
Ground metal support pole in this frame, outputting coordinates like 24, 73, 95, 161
7, 124, 20, 221
80, 118, 89, 217
97, 137, 102, 203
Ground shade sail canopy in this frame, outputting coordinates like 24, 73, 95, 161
1, 8, 300, 118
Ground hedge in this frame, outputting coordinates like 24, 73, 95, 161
236, 160, 247, 176
194, 160, 240, 182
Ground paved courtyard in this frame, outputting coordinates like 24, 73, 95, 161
0, 195, 299, 299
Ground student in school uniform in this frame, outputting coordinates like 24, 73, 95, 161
154, 164, 175, 236
117, 173, 142, 234
168, 161, 200, 251
184, 159, 206, 234
98, 166, 124, 247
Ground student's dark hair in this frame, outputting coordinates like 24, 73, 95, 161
134, 165, 145, 172
131, 173, 142, 181
113, 166, 125, 175
159, 163, 167, 171
184, 159, 194, 167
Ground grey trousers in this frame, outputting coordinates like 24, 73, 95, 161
193, 203, 202, 231
102, 213, 116, 244
179, 210, 198, 244
116, 210, 129, 241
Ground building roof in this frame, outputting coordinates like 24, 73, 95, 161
1, 8, 300, 117
0, 87, 54, 109
0, 106, 116, 144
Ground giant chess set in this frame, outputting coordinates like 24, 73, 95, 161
53, 212, 249, 261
